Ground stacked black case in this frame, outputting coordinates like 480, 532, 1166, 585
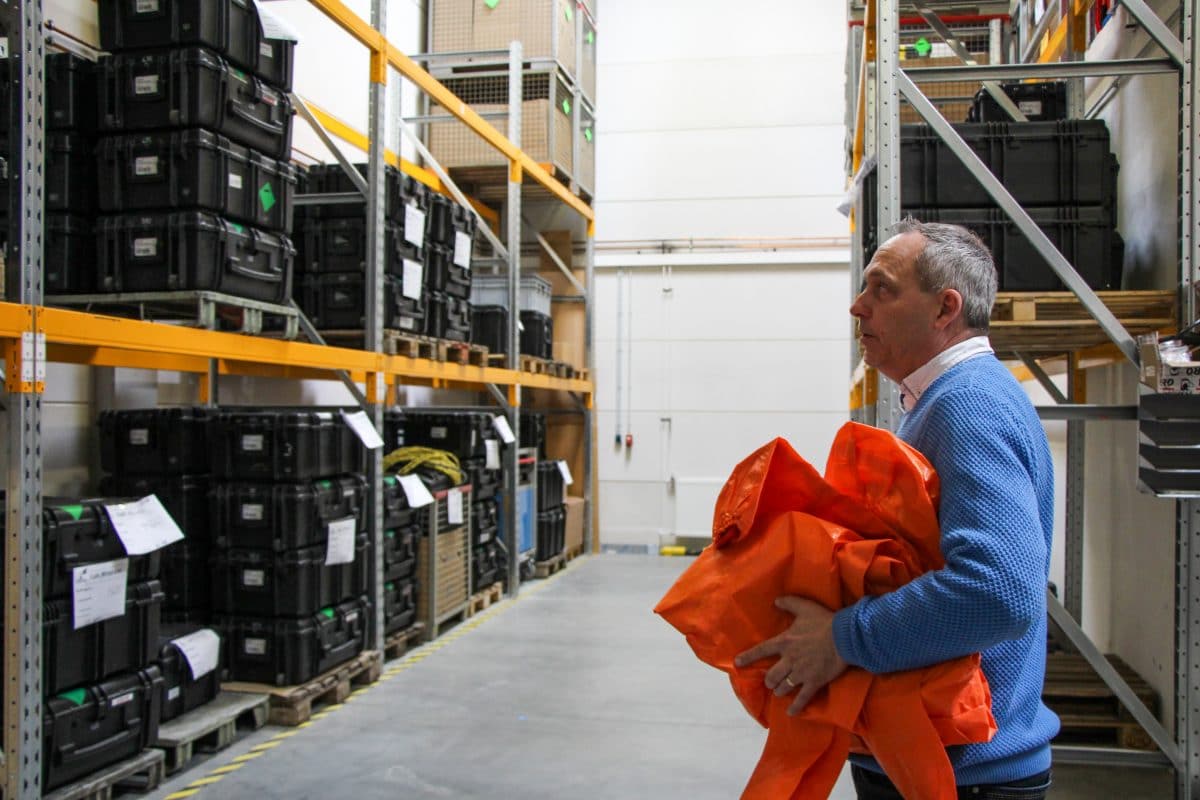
93, 0, 297, 303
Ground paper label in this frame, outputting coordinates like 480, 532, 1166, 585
135, 0, 159, 12
260, 42, 275, 58
229, 173, 243, 190
399, 316, 416, 331
431, 426, 448, 440
448, 489, 464, 525
129, 428, 149, 446
492, 415, 516, 444
325, 517, 357, 565
72, 559, 128, 630
315, 412, 334, 421
134, 156, 159, 176
398, 474, 435, 509
557, 459, 574, 486
111, 693, 134, 708
453, 231, 473, 269
241, 503, 264, 522
134, 75, 159, 95
242, 569, 265, 588
404, 205, 426, 248
244, 638, 266, 656
257, 6, 301, 41
133, 237, 158, 258
104, 495, 185, 555
402, 259, 423, 301
485, 439, 501, 470
168, 686, 181, 701
241, 434, 264, 452
340, 410, 384, 450
1018, 100, 1043, 116
171, 628, 221, 680
345, 610, 359, 625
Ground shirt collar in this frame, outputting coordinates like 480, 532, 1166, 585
900, 336, 994, 412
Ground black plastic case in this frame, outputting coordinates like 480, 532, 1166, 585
42, 580, 164, 695
967, 81, 1067, 123
425, 245, 471, 299
520, 412, 546, 459
425, 291, 472, 342
383, 524, 418, 582
210, 534, 369, 617
472, 539, 506, 592
159, 539, 211, 612
0, 53, 97, 134
382, 476, 418, 530
99, 407, 211, 476
297, 272, 425, 334
43, 501, 162, 600
43, 666, 164, 792
216, 595, 370, 685
402, 410, 496, 461
536, 506, 565, 560
99, 0, 257, 70
212, 474, 368, 551
44, 214, 98, 295
520, 310, 553, 360
305, 163, 428, 228
383, 579, 416, 634
537, 461, 565, 512
156, 623, 222, 722
97, 212, 295, 303
99, 48, 294, 159
209, 409, 360, 480
294, 214, 423, 276
98, 474, 211, 543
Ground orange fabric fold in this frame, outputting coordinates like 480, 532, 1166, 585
654, 422, 996, 800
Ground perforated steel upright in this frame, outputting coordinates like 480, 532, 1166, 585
505, 41, 525, 594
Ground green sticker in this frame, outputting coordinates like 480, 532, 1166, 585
565, 4, 573, 21
386, 582, 394, 591
384, 476, 396, 486
484, 0, 499, 7
318, 479, 333, 489
58, 688, 87, 706
57, 504, 84, 521
228, 222, 246, 235
232, 68, 248, 82
386, 530, 395, 538
584, 127, 593, 142
320, 607, 335, 619
586, 30, 594, 45
561, 98, 571, 115
913, 37, 932, 57
259, 182, 276, 213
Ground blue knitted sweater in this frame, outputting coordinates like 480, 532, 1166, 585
832, 354, 1059, 786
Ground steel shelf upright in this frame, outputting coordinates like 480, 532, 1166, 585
848, 0, 1199, 792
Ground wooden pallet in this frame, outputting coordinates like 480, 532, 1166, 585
44, 748, 165, 800
989, 290, 1177, 355
318, 331, 487, 364
534, 552, 567, 578
520, 355, 552, 375
564, 543, 585, 562
383, 623, 426, 661
1043, 651, 1160, 751
444, 341, 490, 367
46, 290, 301, 339
467, 581, 504, 616
222, 650, 383, 727
153, 691, 270, 775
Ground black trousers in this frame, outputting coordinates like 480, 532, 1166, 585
851, 765, 1052, 800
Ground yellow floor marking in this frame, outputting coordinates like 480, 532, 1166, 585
186, 776, 224, 788
164, 791, 200, 799
210, 765, 244, 775
232, 752, 264, 763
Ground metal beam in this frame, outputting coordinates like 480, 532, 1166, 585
1021, 0, 1060, 63
1018, 353, 1069, 404
290, 301, 370, 409
504, 41, 524, 597
904, 58, 1179, 81
292, 94, 369, 195
1047, 591, 1183, 769
1121, 0, 1186, 67
529, 226, 586, 294
897, 71, 1140, 366
1052, 745, 1173, 768
914, 5, 1029, 122
1035, 404, 1137, 421
1179, 499, 1200, 798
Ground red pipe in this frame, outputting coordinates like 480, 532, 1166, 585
848, 14, 1010, 27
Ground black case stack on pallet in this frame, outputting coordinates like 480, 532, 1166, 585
470, 276, 554, 360
293, 164, 429, 336
390, 409, 506, 592
156, 623, 223, 723
37, 496, 166, 791
536, 461, 566, 562
0, 52, 100, 293
382, 475, 420, 634
93, 0, 298, 303
423, 193, 475, 343
99, 407, 214, 624
863, 115, 1124, 292
208, 409, 372, 686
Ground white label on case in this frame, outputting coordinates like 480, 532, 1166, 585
171, 629, 220, 680
105, 495, 184, 555
325, 517, 356, 565
404, 205, 426, 248
129, 428, 149, 446
136, 0, 159, 13
397, 475, 435, 509
447, 489, 464, 525
315, 412, 333, 421
241, 434, 264, 452
453, 231, 472, 269
134, 156, 159, 176
340, 410, 383, 450
134, 75, 159, 95
111, 693, 134, 708
167, 686, 180, 701
402, 259, 423, 301
399, 316, 415, 331
241, 503, 264, 521
229, 173, 243, 190
491, 415, 516, 444
133, 237, 158, 257
260, 42, 275, 58
242, 569, 265, 587
344, 611, 358, 625
72, 559, 128, 630
431, 426, 448, 440
485, 439, 501, 470
1018, 100, 1043, 116
557, 459, 574, 486
244, 638, 266, 656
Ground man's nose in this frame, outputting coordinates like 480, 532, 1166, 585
850, 293, 867, 318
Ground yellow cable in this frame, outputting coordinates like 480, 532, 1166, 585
382, 446, 464, 485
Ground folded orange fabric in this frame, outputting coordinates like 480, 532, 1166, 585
654, 422, 996, 800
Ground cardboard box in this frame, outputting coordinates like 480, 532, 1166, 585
1140, 332, 1200, 394
564, 496, 584, 554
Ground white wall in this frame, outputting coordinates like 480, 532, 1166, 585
592, 1, 851, 550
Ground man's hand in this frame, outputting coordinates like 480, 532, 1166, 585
734, 596, 849, 716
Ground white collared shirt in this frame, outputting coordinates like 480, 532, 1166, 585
900, 336, 994, 412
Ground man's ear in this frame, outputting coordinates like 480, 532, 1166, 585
935, 289, 964, 330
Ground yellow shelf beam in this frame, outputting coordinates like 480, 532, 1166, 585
6, 305, 592, 397
306, 0, 594, 223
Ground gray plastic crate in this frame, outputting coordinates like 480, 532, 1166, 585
471, 275, 552, 316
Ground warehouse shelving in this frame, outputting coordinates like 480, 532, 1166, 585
0, 0, 596, 796
847, 0, 1197, 794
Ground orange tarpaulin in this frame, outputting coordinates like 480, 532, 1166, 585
654, 423, 996, 800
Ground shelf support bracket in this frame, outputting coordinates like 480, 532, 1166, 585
292, 94, 369, 195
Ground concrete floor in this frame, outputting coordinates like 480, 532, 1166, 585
143, 555, 1174, 800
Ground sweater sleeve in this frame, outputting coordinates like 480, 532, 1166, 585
831, 389, 1048, 673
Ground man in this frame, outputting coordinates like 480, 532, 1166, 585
735, 220, 1058, 799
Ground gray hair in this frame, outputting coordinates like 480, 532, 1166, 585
891, 217, 998, 331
